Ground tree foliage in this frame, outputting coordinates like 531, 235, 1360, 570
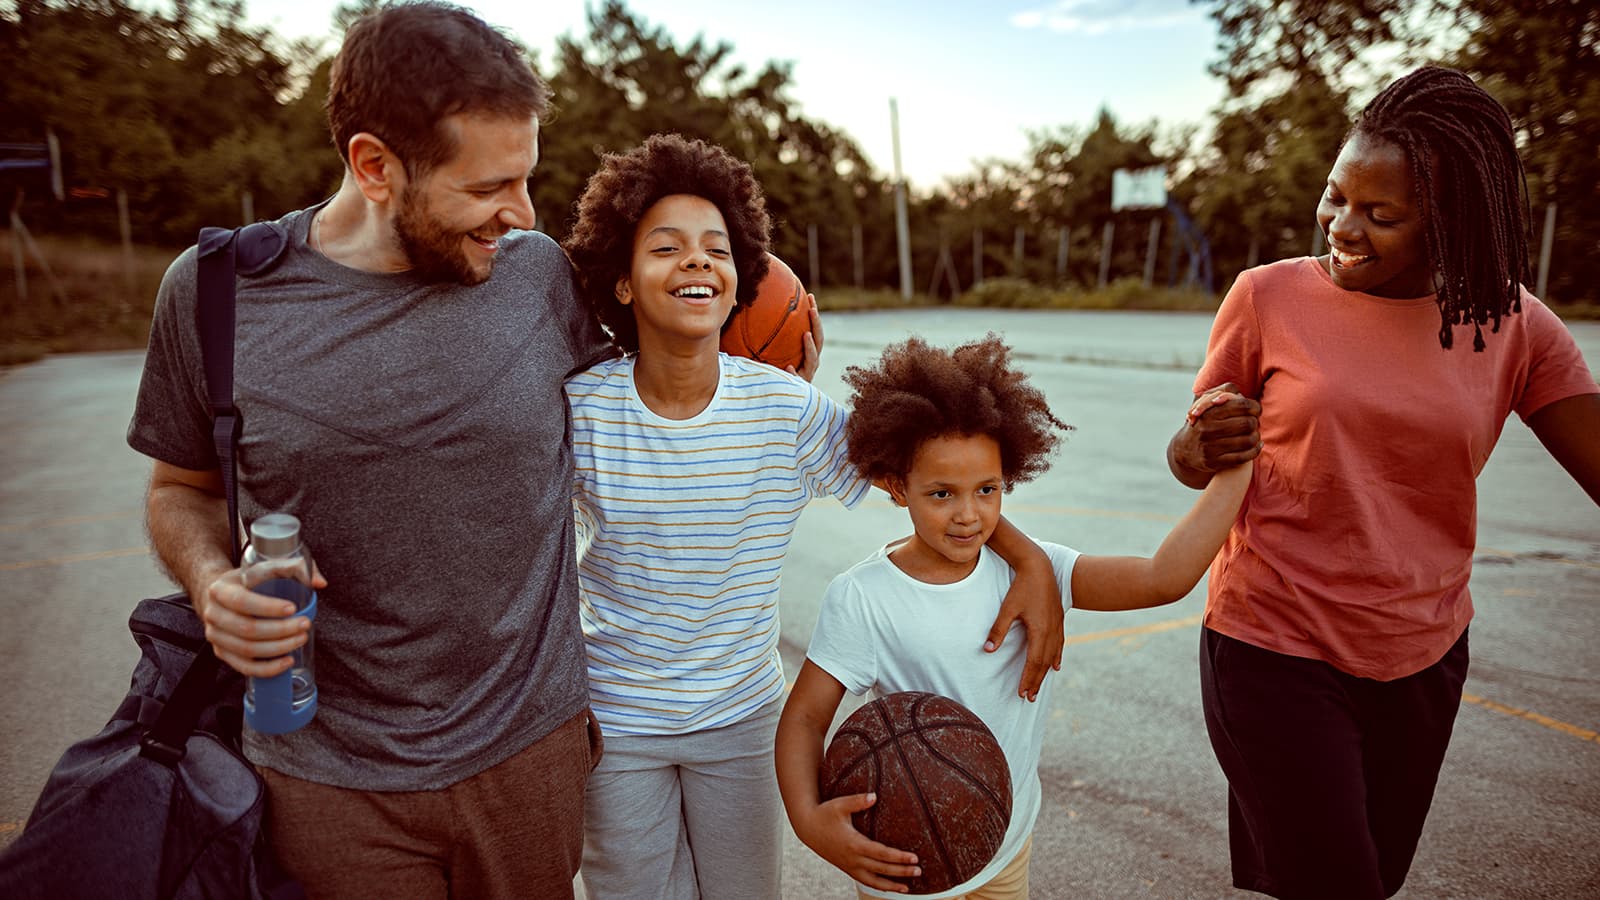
1199, 0, 1408, 100
1191, 0, 1598, 302
1, 0, 1593, 303
1438, 0, 1599, 303
1, 0, 338, 241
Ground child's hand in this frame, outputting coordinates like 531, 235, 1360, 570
786, 301, 824, 382
795, 792, 922, 893
1186, 385, 1243, 426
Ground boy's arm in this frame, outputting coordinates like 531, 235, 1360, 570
984, 516, 1065, 701
776, 661, 922, 893
1072, 459, 1252, 611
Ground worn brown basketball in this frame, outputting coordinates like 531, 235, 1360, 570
819, 691, 1012, 894
719, 252, 813, 370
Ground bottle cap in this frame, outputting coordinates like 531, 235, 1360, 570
249, 513, 302, 557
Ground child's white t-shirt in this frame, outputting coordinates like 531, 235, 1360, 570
806, 540, 1079, 899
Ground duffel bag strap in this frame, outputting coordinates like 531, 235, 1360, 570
140, 222, 283, 766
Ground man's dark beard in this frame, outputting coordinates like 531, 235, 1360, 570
394, 186, 489, 285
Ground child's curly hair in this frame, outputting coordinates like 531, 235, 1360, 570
563, 134, 772, 352
844, 335, 1070, 489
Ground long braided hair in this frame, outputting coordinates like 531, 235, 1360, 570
1351, 66, 1530, 351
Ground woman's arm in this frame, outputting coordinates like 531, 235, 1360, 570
1072, 459, 1253, 611
1526, 393, 1600, 506
984, 516, 1065, 701
775, 662, 921, 893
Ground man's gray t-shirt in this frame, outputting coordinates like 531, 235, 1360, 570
128, 205, 614, 791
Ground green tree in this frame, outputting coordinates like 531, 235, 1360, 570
1183, 74, 1349, 281
536, 1, 891, 289
1, 0, 333, 242
1199, 0, 1408, 101
1013, 110, 1165, 286
1194, 0, 1599, 303
1439, 0, 1599, 304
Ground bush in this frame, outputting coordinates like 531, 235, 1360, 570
953, 278, 1056, 308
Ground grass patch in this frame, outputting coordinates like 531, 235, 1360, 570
812, 287, 938, 311
2, 230, 176, 356
952, 276, 1221, 312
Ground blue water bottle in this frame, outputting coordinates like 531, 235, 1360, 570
242, 513, 318, 734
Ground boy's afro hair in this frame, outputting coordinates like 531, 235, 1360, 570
843, 334, 1069, 489
563, 133, 771, 352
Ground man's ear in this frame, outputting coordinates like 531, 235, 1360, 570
614, 277, 632, 305
346, 132, 404, 204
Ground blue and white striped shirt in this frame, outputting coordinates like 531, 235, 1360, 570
567, 353, 871, 735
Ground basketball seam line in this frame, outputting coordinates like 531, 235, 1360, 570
887, 694, 956, 885
750, 284, 803, 356
825, 722, 995, 785
911, 726, 1010, 816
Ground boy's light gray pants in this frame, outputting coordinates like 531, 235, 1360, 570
580, 700, 784, 900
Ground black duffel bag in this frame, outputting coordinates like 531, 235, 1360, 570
0, 594, 298, 899
0, 223, 301, 899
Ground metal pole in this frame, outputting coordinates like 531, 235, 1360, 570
1143, 217, 1162, 287
1056, 227, 1069, 283
241, 191, 254, 225
1535, 202, 1557, 299
1098, 220, 1114, 288
890, 99, 913, 302
9, 209, 26, 304
46, 129, 64, 202
1012, 226, 1024, 275
807, 223, 820, 290
852, 222, 864, 289
972, 228, 983, 287
1310, 228, 1324, 257
117, 188, 135, 303
1246, 236, 1260, 269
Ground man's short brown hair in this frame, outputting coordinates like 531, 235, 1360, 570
327, 2, 549, 176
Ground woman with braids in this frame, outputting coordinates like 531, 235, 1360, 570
777, 336, 1251, 898
559, 135, 1064, 900
1167, 66, 1600, 899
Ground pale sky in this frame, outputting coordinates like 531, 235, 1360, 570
249, 0, 1226, 188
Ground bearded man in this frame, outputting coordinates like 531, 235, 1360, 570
128, 4, 611, 896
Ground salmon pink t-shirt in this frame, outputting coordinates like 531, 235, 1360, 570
1195, 257, 1597, 680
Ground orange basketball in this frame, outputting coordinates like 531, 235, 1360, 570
720, 253, 814, 371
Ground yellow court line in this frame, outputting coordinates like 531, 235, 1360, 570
779, 614, 1599, 747
0, 547, 151, 572
1066, 613, 1203, 645
1474, 546, 1600, 572
0, 821, 20, 834
1461, 693, 1599, 745
0, 510, 141, 533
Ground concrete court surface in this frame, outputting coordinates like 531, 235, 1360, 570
2, 307, 1597, 898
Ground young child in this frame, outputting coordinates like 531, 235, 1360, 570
776, 335, 1253, 899
560, 135, 1067, 900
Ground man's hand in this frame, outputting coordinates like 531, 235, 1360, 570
1168, 382, 1261, 489
787, 301, 824, 383
794, 792, 921, 893
986, 559, 1065, 701
200, 560, 325, 678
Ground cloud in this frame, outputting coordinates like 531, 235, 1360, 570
1008, 0, 1205, 35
